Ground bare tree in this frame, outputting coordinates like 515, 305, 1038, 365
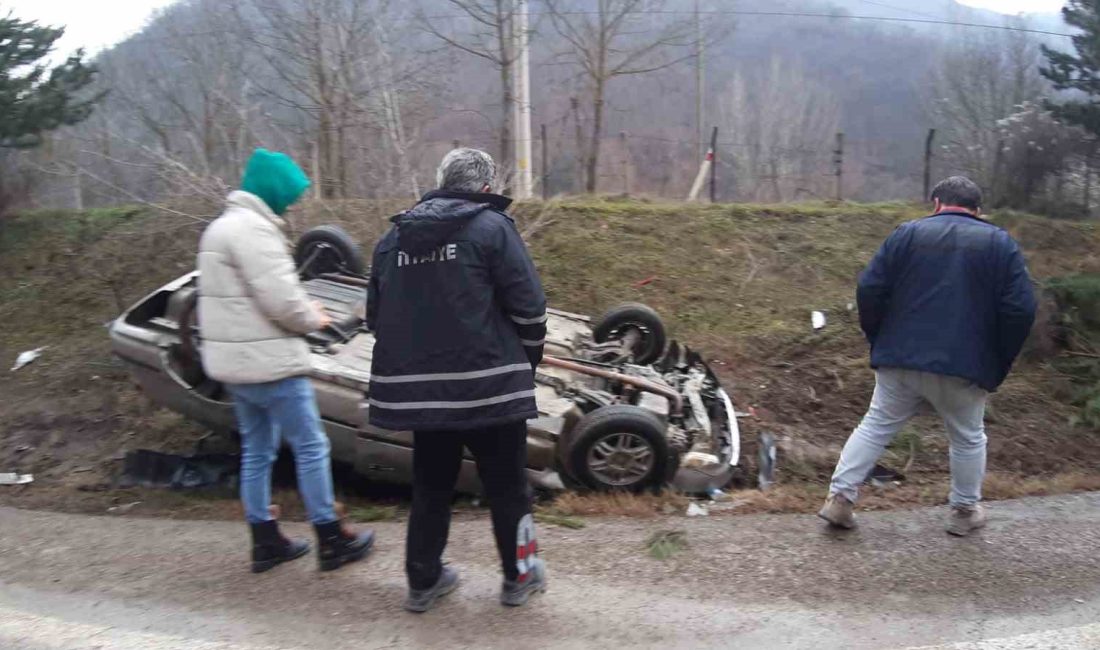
543, 0, 693, 193
925, 20, 1047, 192
103, 0, 259, 183
720, 58, 840, 202
236, 0, 388, 199
420, 0, 518, 175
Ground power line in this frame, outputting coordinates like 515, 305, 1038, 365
110, 8, 1073, 49
855, 0, 945, 21
426, 9, 1074, 38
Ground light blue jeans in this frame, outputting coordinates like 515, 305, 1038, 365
227, 376, 338, 525
830, 368, 988, 508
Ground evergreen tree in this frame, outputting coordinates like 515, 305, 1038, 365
1042, 0, 1100, 137
0, 13, 100, 148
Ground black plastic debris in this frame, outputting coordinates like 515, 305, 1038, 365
120, 449, 239, 489
865, 463, 905, 487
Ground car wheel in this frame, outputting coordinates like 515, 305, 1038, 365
295, 225, 365, 279
592, 303, 668, 365
565, 405, 672, 492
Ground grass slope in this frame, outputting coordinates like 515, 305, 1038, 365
2, 198, 1099, 515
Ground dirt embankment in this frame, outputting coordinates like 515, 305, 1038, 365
1, 199, 1098, 517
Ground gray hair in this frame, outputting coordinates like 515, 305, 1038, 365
436, 148, 496, 193
931, 176, 983, 210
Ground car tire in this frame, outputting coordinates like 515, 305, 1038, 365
565, 405, 673, 492
295, 225, 365, 279
592, 303, 668, 365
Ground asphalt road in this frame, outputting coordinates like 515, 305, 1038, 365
1, 493, 1099, 649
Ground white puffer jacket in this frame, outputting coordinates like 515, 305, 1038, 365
197, 191, 323, 384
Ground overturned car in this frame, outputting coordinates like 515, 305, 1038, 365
109, 226, 742, 493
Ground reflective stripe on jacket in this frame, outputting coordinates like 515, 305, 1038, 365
367, 190, 547, 431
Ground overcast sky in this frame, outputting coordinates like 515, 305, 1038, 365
3, 0, 176, 59
0, 0, 1069, 61
957, 0, 1065, 13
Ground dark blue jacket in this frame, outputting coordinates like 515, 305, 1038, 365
366, 190, 547, 431
858, 211, 1037, 392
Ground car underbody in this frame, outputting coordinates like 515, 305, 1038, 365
109, 226, 744, 494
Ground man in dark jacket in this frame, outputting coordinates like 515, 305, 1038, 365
367, 148, 547, 612
818, 176, 1037, 536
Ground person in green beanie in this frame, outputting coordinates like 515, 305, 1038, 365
240, 148, 311, 216
197, 149, 375, 573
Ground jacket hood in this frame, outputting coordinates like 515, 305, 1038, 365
226, 190, 287, 230
394, 190, 513, 255
240, 148, 311, 216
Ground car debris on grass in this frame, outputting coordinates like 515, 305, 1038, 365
10, 346, 46, 371
0, 473, 34, 485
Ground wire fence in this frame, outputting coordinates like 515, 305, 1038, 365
420, 126, 927, 204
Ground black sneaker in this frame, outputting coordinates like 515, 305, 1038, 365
501, 557, 547, 607
249, 521, 311, 573
405, 566, 460, 613
314, 521, 375, 571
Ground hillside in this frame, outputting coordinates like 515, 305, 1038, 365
2, 200, 1100, 514
19, 0, 1074, 215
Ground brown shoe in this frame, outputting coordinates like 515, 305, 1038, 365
818, 494, 856, 529
946, 504, 987, 537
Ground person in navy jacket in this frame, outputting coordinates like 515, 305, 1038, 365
367, 148, 547, 612
818, 176, 1037, 536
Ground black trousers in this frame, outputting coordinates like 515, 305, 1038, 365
406, 420, 536, 590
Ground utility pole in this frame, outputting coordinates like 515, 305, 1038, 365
923, 128, 936, 201
512, 0, 533, 199
695, 0, 705, 159
541, 123, 549, 201
834, 132, 845, 202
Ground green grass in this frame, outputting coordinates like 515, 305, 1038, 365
645, 529, 689, 560
515, 200, 926, 357
534, 510, 587, 529
4, 197, 1092, 364
346, 505, 400, 522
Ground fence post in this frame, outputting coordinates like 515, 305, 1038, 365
992, 139, 1006, 207
541, 124, 549, 201
311, 140, 321, 200
620, 131, 630, 196
571, 97, 584, 193
923, 128, 936, 201
834, 132, 845, 202
709, 126, 719, 203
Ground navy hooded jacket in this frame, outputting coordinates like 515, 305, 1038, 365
858, 211, 1037, 392
366, 190, 547, 431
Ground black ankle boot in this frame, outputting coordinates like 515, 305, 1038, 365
249, 520, 311, 573
314, 521, 375, 571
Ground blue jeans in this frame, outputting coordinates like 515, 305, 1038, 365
227, 376, 338, 525
830, 369, 988, 508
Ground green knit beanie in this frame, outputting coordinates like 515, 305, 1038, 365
240, 148, 311, 215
